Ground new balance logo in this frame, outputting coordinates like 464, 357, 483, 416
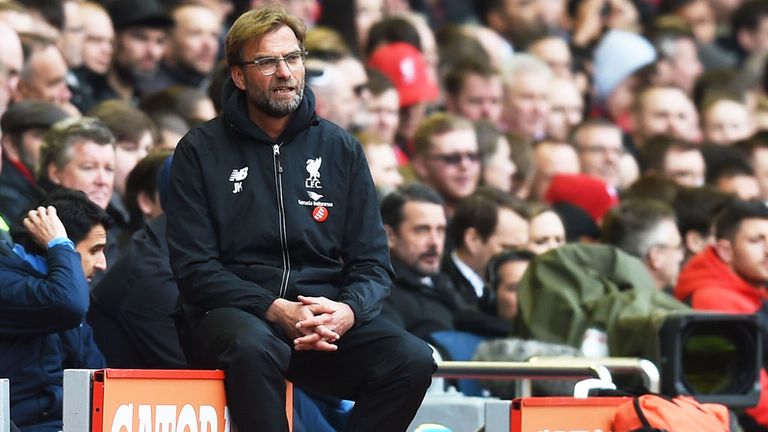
229, 167, 248, 194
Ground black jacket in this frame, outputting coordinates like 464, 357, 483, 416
442, 253, 485, 307
381, 258, 458, 340
166, 80, 392, 326
88, 215, 186, 368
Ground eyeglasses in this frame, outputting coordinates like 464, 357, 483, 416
242, 50, 308, 76
428, 152, 481, 165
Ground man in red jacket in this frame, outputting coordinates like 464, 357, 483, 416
675, 199, 768, 429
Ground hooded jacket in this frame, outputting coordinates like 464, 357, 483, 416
675, 245, 768, 312
166, 81, 392, 326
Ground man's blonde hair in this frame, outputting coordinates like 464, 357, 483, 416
225, 5, 306, 68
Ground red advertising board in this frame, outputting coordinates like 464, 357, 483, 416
511, 396, 629, 432
90, 369, 293, 432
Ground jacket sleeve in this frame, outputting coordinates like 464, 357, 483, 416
336, 140, 393, 324
166, 136, 279, 319
0, 244, 90, 335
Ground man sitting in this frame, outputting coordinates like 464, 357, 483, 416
380, 183, 459, 339
675, 200, 768, 430
0, 189, 109, 432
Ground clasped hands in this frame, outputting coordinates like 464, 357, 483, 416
266, 295, 354, 352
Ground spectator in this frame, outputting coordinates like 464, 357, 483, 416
546, 78, 584, 142
648, 25, 703, 96
80, 2, 113, 76
701, 96, 754, 145
673, 185, 733, 262
639, 136, 706, 187
500, 54, 552, 141
572, 119, 625, 189
142, 3, 221, 95
712, 163, 761, 200
335, 55, 370, 132
13, 37, 75, 114
435, 24, 493, 80
443, 60, 504, 125
530, 140, 580, 200
380, 183, 459, 339
139, 85, 216, 148
486, 249, 535, 321
601, 198, 684, 292
734, 131, 768, 200
443, 187, 530, 308
39, 117, 115, 211
728, 0, 768, 65
459, 23, 515, 72
60, 0, 85, 70
411, 112, 481, 215
362, 69, 399, 146
475, 0, 565, 49
88, 99, 157, 237
69, 2, 114, 113
527, 203, 566, 255
675, 200, 768, 429
633, 85, 701, 147
359, 132, 403, 199
106, 0, 173, 101
124, 150, 170, 223
305, 60, 357, 130
591, 30, 656, 132
0, 189, 109, 432
528, 35, 573, 80
0, 101, 71, 232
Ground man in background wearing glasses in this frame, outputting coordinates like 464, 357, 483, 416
166, 6, 434, 432
411, 112, 482, 217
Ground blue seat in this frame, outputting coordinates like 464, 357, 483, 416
429, 330, 488, 396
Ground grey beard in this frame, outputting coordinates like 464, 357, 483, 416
256, 84, 304, 118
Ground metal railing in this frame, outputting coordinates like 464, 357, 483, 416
433, 357, 660, 397
528, 357, 660, 393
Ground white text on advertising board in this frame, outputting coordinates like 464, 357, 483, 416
110, 403, 231, 432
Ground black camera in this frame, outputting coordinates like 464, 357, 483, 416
653, 312, 761, 407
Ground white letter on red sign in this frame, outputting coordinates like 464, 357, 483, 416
111, 404, 133, 432
176, 404, 198, 432
199, 405, 218, 432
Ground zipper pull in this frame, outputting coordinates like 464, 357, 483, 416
273, 144, 283, 173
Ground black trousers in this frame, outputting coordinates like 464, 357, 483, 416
181, 307, 435, 432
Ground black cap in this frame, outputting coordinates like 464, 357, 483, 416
108, 0, 173, 31
1, 101, 71, 135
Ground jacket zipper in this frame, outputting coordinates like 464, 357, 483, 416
273, 142, 290, 298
